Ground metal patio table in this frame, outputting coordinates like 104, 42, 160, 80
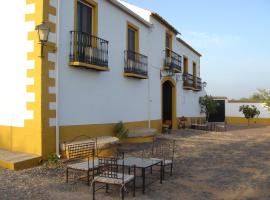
118, 157, 163, 194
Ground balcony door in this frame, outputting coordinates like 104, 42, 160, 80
77, 1, 93, 35
127, 26, 137, 61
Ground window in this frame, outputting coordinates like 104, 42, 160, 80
166, 32, 172, 49
77, 1, 93, 34
184, 57, 188, 73
165, 32, 172, 58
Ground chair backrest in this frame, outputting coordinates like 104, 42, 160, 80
152, 138, 176, 161
98, 153, 125, 182
66, 141, 96, 161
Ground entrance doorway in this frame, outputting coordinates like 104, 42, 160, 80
162, 80, 173, 128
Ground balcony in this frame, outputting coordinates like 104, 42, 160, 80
194, 77, 202, 91
164, 49, 182, 72
183, 73, 194, 90
69, 31, 109, 71
124, 50, 148, 79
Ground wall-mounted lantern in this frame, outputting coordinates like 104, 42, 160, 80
35, 22, 50, 57
202, 81, 207, 88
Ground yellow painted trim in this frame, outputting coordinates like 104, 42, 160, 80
74, 0, 98, 36
127, 21, 140, 53
124, 72, 148, 79
226, 117, 270, 125
161, 77, 177, 129
183, 86, 194, 90
69, 61, 110, 71
163, 66, 181, 73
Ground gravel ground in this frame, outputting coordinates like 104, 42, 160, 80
1, 125, 270, 200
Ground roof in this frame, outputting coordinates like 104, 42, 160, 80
108, 0, 152, 27
176, 37, 202, 57
110, 0, 201, 57
151, 13, 180, 35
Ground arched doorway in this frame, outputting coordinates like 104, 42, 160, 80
161, 78, 177, 129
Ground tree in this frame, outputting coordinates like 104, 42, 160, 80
239, 89, 270, 111
199, 95, 218, 121
239, 105, 260, 126
255, 89, 270, 111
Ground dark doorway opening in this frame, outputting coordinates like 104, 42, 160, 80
162, 81, 173, 128
208, 100, 225, 122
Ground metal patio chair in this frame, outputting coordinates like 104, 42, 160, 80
92, 153, 136, 200
150, 137, 176, 178
65, 140, 98, 185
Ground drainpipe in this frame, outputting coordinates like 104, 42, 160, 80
55, 0, 61, 157
147, 66, 151, 128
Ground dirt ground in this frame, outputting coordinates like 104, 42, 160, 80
1, 125, 270, 200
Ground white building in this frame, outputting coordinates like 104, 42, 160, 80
0, 0, 206, 160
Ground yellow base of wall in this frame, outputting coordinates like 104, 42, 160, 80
226, 117, 270, 125
60, 120, 162, 144
0, 125, 42, 156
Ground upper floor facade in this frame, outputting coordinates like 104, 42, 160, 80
62, 0, 203, 91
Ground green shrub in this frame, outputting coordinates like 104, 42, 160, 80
114, 121, 129, 140
47, 153, 59, 167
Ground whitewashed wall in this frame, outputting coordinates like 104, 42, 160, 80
226, 102, 270, 118
0, 1, 34, 126
57, 0, 205, 126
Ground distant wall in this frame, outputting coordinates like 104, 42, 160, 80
225, 101, 270, 125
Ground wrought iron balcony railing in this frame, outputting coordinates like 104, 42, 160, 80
196, 77, 202, 91
69, 31, 109, 68
164, 49, 182, 72
183, 73, 194, 89
124, 50, 148, 78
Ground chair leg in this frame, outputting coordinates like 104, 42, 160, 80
160, 163, 163, 184
93, 181, 95, 200
170, 163, 173, 176
66, 168, 69, 183
87, 170, 90, 186
150, 166, 152, 174
133, 178, 136, 197
121, 185, 125, 200
106, 184, 109, 193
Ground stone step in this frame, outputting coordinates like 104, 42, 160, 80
0, 149, 41, 170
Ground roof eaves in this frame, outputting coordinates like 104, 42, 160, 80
108, 0, 152, 28
176, 37, 202, 57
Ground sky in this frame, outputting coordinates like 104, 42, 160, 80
125, 0, 270, 99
